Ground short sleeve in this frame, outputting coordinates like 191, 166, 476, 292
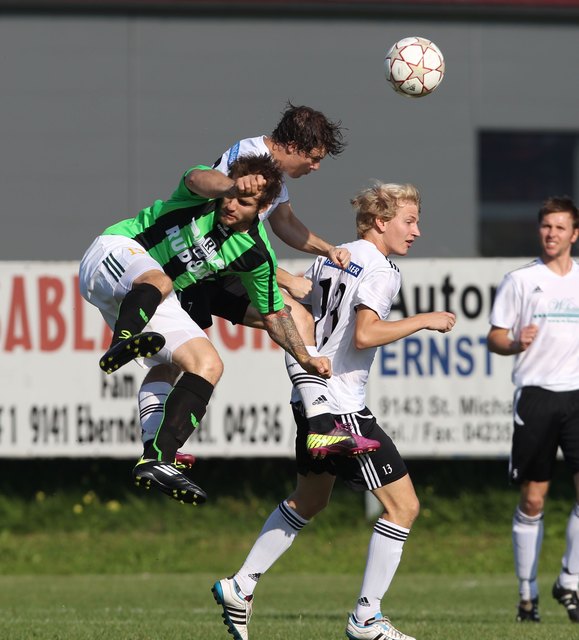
489, 273, 521, 329
354, 267, 401, 320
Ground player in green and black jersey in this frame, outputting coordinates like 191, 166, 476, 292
102, 164, 280, 306
79, 154, 331, 505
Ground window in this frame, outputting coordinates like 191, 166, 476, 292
478, 131, 579, 256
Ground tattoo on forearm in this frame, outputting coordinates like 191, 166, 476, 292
263, 305, 308, 361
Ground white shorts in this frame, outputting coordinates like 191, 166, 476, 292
79, 235, 208, 367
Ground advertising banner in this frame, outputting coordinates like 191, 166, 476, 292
0, 258, 523, 459
366, 258, 519, 458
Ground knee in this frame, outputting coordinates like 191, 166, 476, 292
174, 339, 224, 386
380, 495, 420, 529
194, 354, 224, 385
143, 363, 181, 385
408, 495, 420, 525
213, 357, 225, 382
520, 496, 544, 516
287, 492, 329, 520
397, 495, 420, 527
156, 275, 174, 300
135, 271, 173, 300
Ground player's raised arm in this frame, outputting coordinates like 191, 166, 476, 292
185, 167, 267, 199
268, 201, 351, 268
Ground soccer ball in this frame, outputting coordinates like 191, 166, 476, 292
384, 37, 445, 98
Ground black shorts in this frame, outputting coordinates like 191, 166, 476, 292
293, 404, 408, 492
509, 386, 579, 484
178, 276, 250, 330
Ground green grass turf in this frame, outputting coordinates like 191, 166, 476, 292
0, 573, 574, 640
1, 458, 577, 637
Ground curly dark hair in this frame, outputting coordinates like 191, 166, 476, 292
270, 101, 346, 157
228, 154, 283, 209
538, 195, 579, 229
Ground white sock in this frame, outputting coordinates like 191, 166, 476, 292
285, 347, 335, 434
355, 518, 410, 622
513, 506, 544, 601
559, 503, 579, 590
234, 500, 309, 597
138, 382, 172, 445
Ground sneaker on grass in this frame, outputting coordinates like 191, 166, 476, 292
132, 459, 206, 505
346, 612, 415, 640
516, 597, 540, 622
211, 577, 253, 640
552, 581, 579, 622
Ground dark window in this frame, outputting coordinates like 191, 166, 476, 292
478, 131, 579, 256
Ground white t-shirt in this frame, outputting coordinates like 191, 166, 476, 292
297, 239, 401, 413
212, 135, 289, 221
489, 258, 579, 391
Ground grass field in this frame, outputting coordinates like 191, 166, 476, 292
1, 458, 577, 638
0, 573, 574, 640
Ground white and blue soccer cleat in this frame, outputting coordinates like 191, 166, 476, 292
212, 577, 253, 640
346, 612, 416, 640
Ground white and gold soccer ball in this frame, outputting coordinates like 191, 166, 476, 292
384, 37, 445, 98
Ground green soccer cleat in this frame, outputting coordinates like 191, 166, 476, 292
100, 332, 165, 374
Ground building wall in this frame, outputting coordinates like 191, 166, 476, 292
1, 13, 578, 260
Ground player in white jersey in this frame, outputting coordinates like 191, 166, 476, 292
137, 104, 379, 461
488, 195, 579, 624
212, 182, 456, 640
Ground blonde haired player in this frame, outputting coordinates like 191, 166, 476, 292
212, 182, 456, 640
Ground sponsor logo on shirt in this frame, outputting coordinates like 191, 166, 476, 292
532, 297, 579, 323
166, 223, 224, 278
228, 141, 240, 167
323, 258, 363, 277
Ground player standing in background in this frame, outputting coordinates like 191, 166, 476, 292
211, 182, 456, 640
79, 154, 331, 505
138, 103, 381, 460
487, 196, 579, 624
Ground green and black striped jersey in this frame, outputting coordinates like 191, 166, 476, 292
102, 165, 283, 315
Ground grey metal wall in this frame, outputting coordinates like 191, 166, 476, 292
1, 14, 577, 260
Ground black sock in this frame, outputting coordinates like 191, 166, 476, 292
144, 372, 214, 462
306, 413, 336, 434
291, 402, 336, 435
111, 283, 162, 345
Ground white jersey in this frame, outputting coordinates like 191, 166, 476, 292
302, 239, 401, 413
212, 135, 289, 221
489, 258, 579, 391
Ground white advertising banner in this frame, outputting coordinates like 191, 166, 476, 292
365, 258, 522, 458
0, 258, 524, 459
